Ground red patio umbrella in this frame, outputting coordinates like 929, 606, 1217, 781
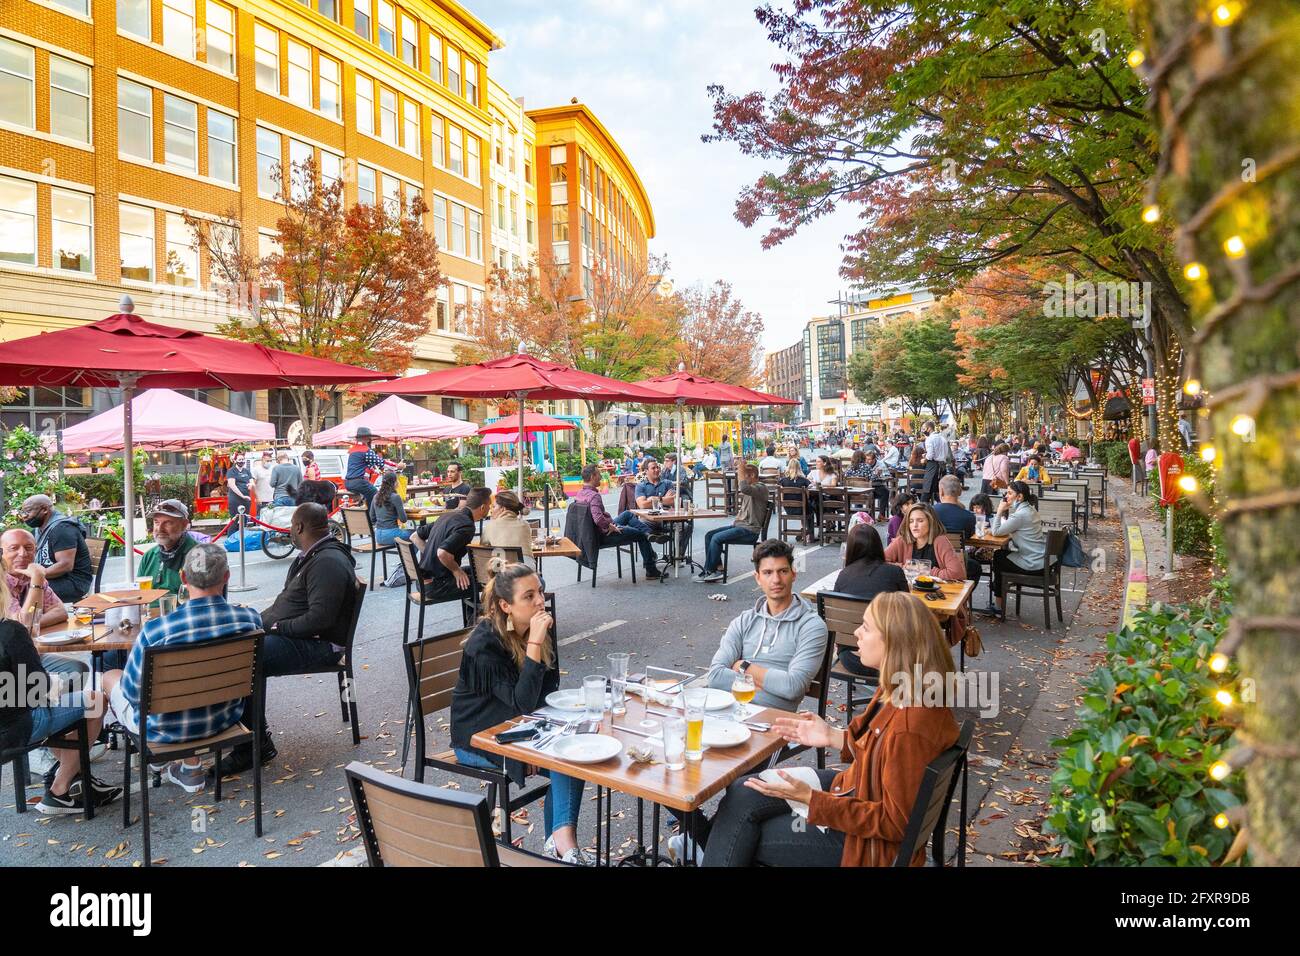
355, 352, 672, 496
478, 411, 576, 439
0, 300, 392, 576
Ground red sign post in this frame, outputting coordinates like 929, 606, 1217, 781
1141, 378, 1156, 406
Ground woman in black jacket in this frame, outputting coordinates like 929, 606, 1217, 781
831, 524, 909, 676
449, 563, 589, 864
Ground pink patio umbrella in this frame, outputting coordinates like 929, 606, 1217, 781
312, 394, 477, 445
58, 389, 275, 452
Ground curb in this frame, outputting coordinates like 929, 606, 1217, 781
1112, 490, 1147, 628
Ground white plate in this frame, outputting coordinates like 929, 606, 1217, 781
702, 720, 751, 748
552, 734, 622, 764
665, 688, 736, 711
40, 628, 91, 644
546, 689, 613, 712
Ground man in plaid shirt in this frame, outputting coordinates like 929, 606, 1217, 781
106, 543, 261, 794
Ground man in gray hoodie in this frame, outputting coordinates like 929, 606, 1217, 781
705, 539, 828, 711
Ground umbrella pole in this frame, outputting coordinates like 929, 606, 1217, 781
516, 390, 526, 499
122, 381, 137, 580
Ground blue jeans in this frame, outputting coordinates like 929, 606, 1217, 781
704, 526, 759, 573
28, 691, 88, 745
453, 747, 584, 836
376, 526, 413, 546
611, 512, 658, 570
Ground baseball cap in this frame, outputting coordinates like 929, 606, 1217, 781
150, 499, 190, 522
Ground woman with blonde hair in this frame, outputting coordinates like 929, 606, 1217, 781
884, 502, 966, 582
701, 592, 958, 866
448, 563, 588, 863
479, 489, 534, 559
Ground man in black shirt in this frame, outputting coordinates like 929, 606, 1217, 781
417, 487, 491, 602
19, 495, 92, 602
442, 462, 473, 508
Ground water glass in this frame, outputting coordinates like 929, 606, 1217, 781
683, 687, 707, 762
608, 653, 629, 716
663, 718, 686, 771
582, 674, 607, 722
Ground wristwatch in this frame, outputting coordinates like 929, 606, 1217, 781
738, 660, 752, 673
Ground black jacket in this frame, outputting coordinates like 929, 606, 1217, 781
261, 537, 357, 644
450, 619, 559, 785
832, 560, 910, 603
0, 620, 42, 753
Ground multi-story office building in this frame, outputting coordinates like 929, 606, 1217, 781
0, 2, 653, 438
794, 289, 937, 426
527, 102, 653, 303
763, 341, 805, 419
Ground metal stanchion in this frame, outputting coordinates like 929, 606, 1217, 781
230, 506, 257, 593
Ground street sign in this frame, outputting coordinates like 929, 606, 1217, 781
1141, 378, 1156, 405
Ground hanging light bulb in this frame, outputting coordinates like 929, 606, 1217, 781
1214, 689, 1234, 706
1223, 235, 1247, 258
1127, 49, 1146, 68
1177, 474, 1199, 493
1183, 379, 1202, 396
1230, 414, 1255, 436
1141, 204, 1161, 224
1200, 444, 1217, 464
1209, 652, 1230, 673
1183, 262, 1207, 281
1212, 2, 1242, 26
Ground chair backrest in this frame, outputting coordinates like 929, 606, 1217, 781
467, 543, 525, 596
1054, 480, 1088, 509
405, 625, 473, 720
779, 484, 809, 515
397, 539, 422, 592
1082, 472, 1105, 495
893, 719, 973, 866
526, 518, 541, 532
1045, 528, 1068, 567
345, 761, 500, 867
139, 630, 263, 721
86, 536, 110, 592
340, 576, 366, 654
341, 506, 373, 540
1036, 495, 1075, 531
817, 590, 872, 651
943, 531, 965, 552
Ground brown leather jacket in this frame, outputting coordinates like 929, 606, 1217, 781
806, 690, 958, 866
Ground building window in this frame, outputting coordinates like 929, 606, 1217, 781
289, 139, 313, 200
432, 196, 446, 248
551, 204, 569, 242
448, 125, 463, 176
162, 0, 196, 59
428, 34, 442, 84
525, 156, 533, 184
163, 94, 198, 172
817, 321, 845, 399
465, 134, 480, 184
318, 55, 340, 119
207, 110, 236, 184
446, 47, 461, 96
0, 176, 36, 266
117, 78, 152, 161
0, 39, 34, 130
381, 174, 400, 218
452, 284, 467, 332
496, 186, 505, 230
257, 233, 282, 302
464, 59, 478, 106
205, 2, 236, 73
377, 2, 395, 55
254, 24, 279, 93
379, 87, 397, 143
400, 12, 417, 67
256, 126, 280, 197
49, 56, 90, 143
164, 212, 197, 287
269, 389, 339, 439
526, 202, 535, 244
468, 211, 481, 261
119, 0, 151, 40
430, 113, 444, 166
51, 189, 92, 274
353, 0, 371, 41
355, 74, 374, 134
286, 40, 311, 107
450, 203, 465, 255
49, 0, 90, 14
318, 0, 339, 22
119, 202, 154, 281
320, 150, 342, 191
510, 193, 519, 237
402, 99, 419, 154
435, 285, 448, 330
357, 164, 375, 206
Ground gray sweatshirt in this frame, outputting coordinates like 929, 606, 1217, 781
706, 595, 829, 711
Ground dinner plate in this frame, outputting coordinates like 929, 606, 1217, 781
661, 687, 736, 711
552, 734, 622, 764
702, 720, 751, 748
40, 628, 92, 644
546, 689, 613, 712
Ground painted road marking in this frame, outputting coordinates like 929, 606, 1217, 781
559, 620, 628, 647
1123, 524, 1147, 628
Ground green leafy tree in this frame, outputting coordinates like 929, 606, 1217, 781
1, 425, 74, 520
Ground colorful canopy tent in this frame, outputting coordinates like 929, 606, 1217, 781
57, 388, 275, 452
0, 301, 391, 575
312, 394, 476, 445
685, 420, 741, 450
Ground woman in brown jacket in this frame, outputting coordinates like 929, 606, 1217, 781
701, 592, 958, 866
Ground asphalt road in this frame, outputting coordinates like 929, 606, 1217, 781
0, 490, 1103, 867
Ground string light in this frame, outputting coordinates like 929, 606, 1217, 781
1209, 760, 1231, 781
1142, 204, 1161, 223
1223, 235, 1247, 258
1184, 262, 1207, 281
1215, 689, 1234, 706
1214, 812, 1230, 829
1183, 378, 1202, 396
1200, 443, 1218, 464
1212, 2, 1242, 26
1177, 474, 1199, 493
1230, 414, 1255, 436
1209, 652, 1230, 673
1127, 49, 1146, 68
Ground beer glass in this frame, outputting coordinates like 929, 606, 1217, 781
731, 671, 756, 721
684, 688, 707, 761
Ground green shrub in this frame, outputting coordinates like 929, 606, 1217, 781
1150, 454, 1215, 556
1094, 440, 1133, 478
2, 425, 74, 520
67, 472, 123, 507
555, 452, 585, 476
1045, 591, 1246, 866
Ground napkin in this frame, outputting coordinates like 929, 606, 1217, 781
624, 683, 679, 708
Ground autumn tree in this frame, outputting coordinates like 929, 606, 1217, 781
188, 159, 442, 438
847, 311, 962, 420
1137, 0, 1300, 862
675, 280, 765, 387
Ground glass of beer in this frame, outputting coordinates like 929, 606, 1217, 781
663, 718, 686, 771
136, 575, 153, 593
683, 688, 707, 762
731, 671, 756, 721
74, 607, 93, 627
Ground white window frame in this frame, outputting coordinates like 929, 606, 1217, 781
0, 175, 37, 267
205, 1, 236, 74
289, 139, 313, 200
118, 0, 151, 41
381, 173, 400, 219
450, 202, 465, 255
379, 86, 397, 143
464, 58, 478, 106
432, 196, 447, 248
465, 134, 480, 185
162, 0, 197, 59
318, 55, 341, 119
118, 201, 156, 282
117, 77, 153, 161
207, 109, 237, 185
256, 126, 281, 198
48, 0, 90, 15
430, 112, 444, 167
468, 210, 481, 261
357, 164, 376, 207
49, 56, 90, 144
428, 33, 442, 84
163, 94, 198, 172
286, 40, 312, 108
400, 13, 417, 67
355, 74, 375, 135
320, 150, 343, 192
50, 188, 93, 274
376, 1, 395, 55
446, 47, 461, 96
165, 211, 198, 287
0, 38, 35, 131
448, 124, 463, 176
353, 0, 371, 42
402, 99, 419, 155
254, 24, 280, 94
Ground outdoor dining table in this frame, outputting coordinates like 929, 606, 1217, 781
966, 532, 1011, 550
472, 692, 793, 866
73, 587, 169, 614
631, 507, 729, 578
800, 570, 975, 622
35, 618, 139, 655
529, 534, 582, 575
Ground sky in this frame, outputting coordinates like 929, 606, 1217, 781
476, 0, 865, 357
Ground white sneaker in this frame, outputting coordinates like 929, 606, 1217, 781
668, 833, 704, 865
542, 834, 595, 866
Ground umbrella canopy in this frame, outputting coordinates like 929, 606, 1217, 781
633, 370, 800, 407
0, 305, 392, 576
479, 412, 576, 439
312, 395, 476, 445
59, 389, 275, 452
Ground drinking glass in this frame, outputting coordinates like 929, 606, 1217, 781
583, 674, 607, 723
731, 671, 755, 721
608, 653, 629, 716
73, 607, 93, 628
904, 559, 924, 587
158, 594, 178, 617
683, 688, 707, 762
663, 718, 686, 771
136, 575, 153, 592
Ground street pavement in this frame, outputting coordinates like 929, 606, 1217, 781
0, 488, 1111, 867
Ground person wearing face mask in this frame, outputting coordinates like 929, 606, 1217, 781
17, 495, 92, 603
251, 450, 275, 514
226, 453, 254, 520
135, 500, 197, 595
982, 480, 1050, 618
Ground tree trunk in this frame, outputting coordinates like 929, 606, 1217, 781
1142, 0, 1300, 864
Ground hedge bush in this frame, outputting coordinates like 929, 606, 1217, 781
1045, 585, 1246, 865
1093, 440, 1133, 478
1151, 454, 1217, 557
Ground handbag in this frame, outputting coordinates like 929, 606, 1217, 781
962, 625, 983, 658
1060, 531, 1087, 568
990, 478, 1008, 491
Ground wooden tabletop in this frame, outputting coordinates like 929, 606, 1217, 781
531, 535, 581, 559
966, 533, 1011, 549
800, 570, 975, 621
406, 507, 454, 522
471, 695, 791, 814
35, 620, 139, 653
74, 588, 169, 611
630, 509, 728, 523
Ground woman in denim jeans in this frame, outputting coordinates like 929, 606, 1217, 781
449, 563, 589, 863
369, 471, 414, 547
